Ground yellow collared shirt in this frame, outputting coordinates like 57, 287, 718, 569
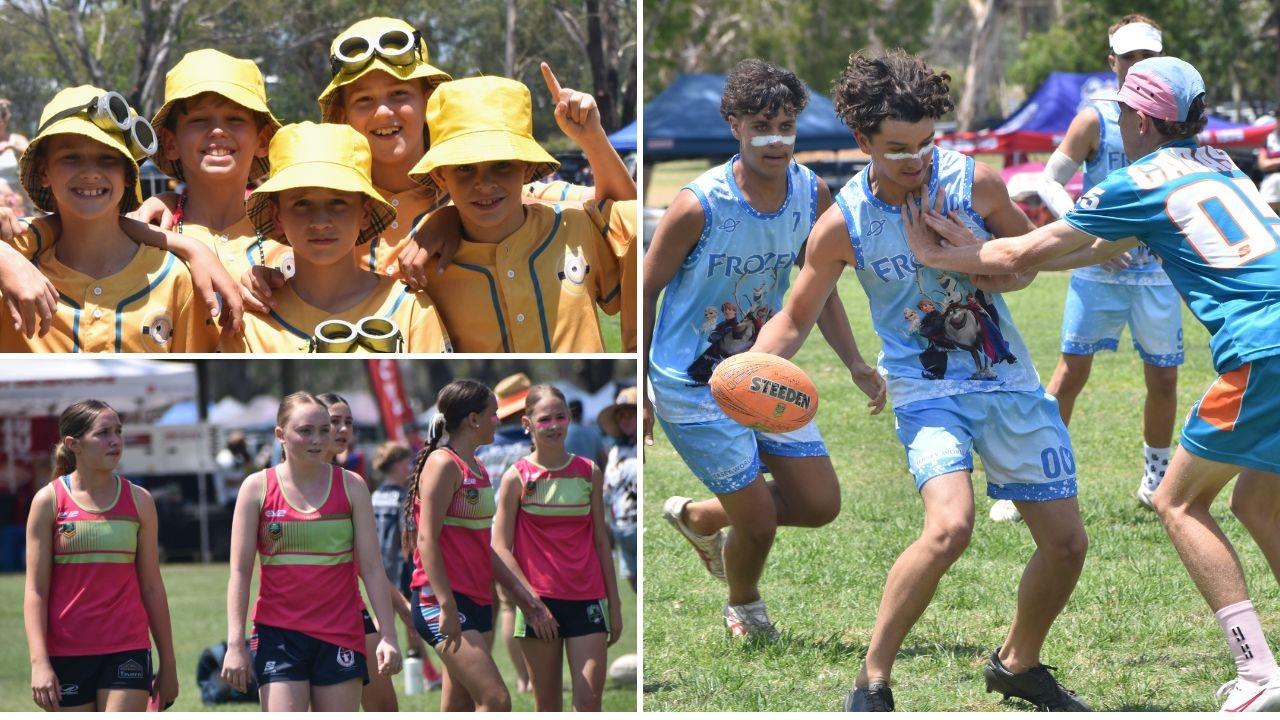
523, 179, 596, 204
356, 185, 447, 277
178, 216, 291, 284
430, 199, 635, 353
222, 275, 450, 353
0, 217, 219, 353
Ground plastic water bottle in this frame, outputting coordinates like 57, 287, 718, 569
404, 654, 424, 695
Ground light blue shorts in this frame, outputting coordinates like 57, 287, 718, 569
1061, 275, 1184, 366
658, 414, 827, 495
893, 390, 1078, 501
1181, 354, 1280, 474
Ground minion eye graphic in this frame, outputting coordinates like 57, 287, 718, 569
142, 314, 174, 345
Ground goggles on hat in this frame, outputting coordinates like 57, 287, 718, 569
329, 27, 424, 77
311, 317, 403, 353
38, 91, 157, 159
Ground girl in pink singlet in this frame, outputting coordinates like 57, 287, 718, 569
24, 400, 178, 712
403, 379, 549, 711
493, 384, 624, 711
221, 392, 401, 712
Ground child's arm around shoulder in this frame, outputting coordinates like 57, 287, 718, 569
0, 210, 57, 338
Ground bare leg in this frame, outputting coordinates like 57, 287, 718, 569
96, 689, 148, 712
361, 629, 398, 710
680, 455, 841, 535
1142, 363, 1178, 448
520, 637, 565, 712
566, 633, 608, 711
497, 584, 531, 692
436, 630, 510, 712
1229, 469, 1280, 585
715, 476, 779, 606
1152, 448, 1247, 611
856, 472, 975, 687
311, 678, 362, 712
1045, 353, 1094, 426
260, 680, 312, 711
999, 497, 1088, 672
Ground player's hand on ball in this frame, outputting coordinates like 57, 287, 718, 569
376, 637, 401, 676
850, 361, 887, 415
220, 640, 252, 694
541, 62, 602, 146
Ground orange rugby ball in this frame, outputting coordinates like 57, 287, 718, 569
710, 352, 819, 433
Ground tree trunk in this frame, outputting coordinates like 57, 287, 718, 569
584, 0, 616, 131
957, 0, 1006, 132
504, 0, 517, 79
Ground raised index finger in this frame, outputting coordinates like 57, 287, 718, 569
540, 62, 563, 99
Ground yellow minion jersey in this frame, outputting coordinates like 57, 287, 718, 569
523, 179, 595, 204
178, 216, 292, 284
0, 216, 219, 353
614, 204, 638, 353
221, 274, 450, 353
429, 199, 635, 353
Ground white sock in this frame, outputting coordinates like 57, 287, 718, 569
1216, 600, 1279, 684
1144, 443, 1171, 485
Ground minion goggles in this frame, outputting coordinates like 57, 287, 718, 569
312, 317, 403, 353
37, 91, 157, 160
329, 27, 425, 77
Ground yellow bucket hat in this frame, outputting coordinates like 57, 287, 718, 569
408, 77, 560, 198
19, 85, 145, 214
317, 17, 452, 123
150, 49, 281, 182
246, 122, 395, 246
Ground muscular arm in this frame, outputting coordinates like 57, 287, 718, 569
969, 161, 1039, 293
1037, 236, 1140, 270
806, 180, 868, 369
908, 214, 1099, 276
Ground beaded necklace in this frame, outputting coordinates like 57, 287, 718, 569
174, 188, 267, 266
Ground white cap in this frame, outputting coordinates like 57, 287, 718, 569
1109, 22, 1162, 55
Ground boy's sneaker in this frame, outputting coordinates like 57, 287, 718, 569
844, 682, 895, 711
1217, 675, 1280, 712
989, 499, 1022, 523
724, 599, 780, 641
662, 496, 726, 582
1136, 474, 1161, 511
983, 649, 1091, 711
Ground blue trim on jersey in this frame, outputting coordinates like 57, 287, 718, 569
961, 156, 986, 228
683, 184, 713, 269
559, 183, 571, 201
601, 283, 621, 303
267, 309, 310, 341
834, 191, 865, 269
808, 171, 819, 229
527, 206, 562, 352
455, 262, 511, 352
382, 286, 409, 317
58, 292, 81, 353
114, 252, 176, 352
1091, 104, 1107, 186
725, 155, 793, 220
367, 237, 379, 273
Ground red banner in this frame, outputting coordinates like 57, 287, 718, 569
366, 360, 420, 446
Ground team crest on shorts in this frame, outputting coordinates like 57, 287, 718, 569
557, 245, 590, 295
141, 312, 174, 347
58, 522, 75, 540
587, 602, 603, 625
336, 647, 355, 668
118, 659, 144, 679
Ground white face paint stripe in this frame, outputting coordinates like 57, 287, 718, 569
749, 134, 797, 147
883, 143, 935, 161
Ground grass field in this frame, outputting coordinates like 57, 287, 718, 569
0, 561, 636, 711
642, 268, 1280, 711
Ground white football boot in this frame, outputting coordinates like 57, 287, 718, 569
724, 599, 780, 641
662, 496, 726, 582
1217, 674, 1280, 712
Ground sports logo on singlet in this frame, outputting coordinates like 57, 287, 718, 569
142, 311, 174, 347
901, 270, 1017, 381
336, 647, 355, 668
56, 510, 78, 520
58, 522, 75, 539
267, 521, 283, 541
587, 602, 603, 625
464, 487, 480, 505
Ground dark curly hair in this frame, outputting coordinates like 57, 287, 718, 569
832, 50, 953, 137
720, 59, 809, 121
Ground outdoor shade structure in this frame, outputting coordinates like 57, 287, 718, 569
939, 71, 1277, 155
609, 120, 637, 153
643, 73, 858, 159
0, 358, 196, 416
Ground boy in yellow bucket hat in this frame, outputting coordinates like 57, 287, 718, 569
408, 76, 636, 352
133, 49, 292, 299
0, 85, 221, 352
220, 121, 450, 354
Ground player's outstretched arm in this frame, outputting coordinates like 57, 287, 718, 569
1037, 235, 1140, 270
642, 189, 704, 446
754, 204, 855, 360
541, 62, 636, 202
969, 161, 1038, 293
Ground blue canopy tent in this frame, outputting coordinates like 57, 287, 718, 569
643, 73, 857, 159
940, 71, 1274, 154
609, 121, 636, 153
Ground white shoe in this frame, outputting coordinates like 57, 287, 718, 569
989, 499, 1022, 523
662, 496, 726, 582
724, 599, 780, 641
1216, 674, 1280, 712
1137, 473, 1161, 511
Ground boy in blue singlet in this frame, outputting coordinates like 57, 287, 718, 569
1019, 14, 1181, 522
643, 59, 885, 640
905, 55, 1280, 713
753, 50, 1090, 711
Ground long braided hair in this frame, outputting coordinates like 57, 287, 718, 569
401, 379, 494, 559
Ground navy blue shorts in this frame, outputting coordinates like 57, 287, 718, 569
50, 649, 151, 707
361, 608, 376, 635
515, 597, 610, 640
412, 587, 493, 647
250, 624, 368, 687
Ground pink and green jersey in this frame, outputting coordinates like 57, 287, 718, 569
254, 466, 364, 654
48, 475, 150, 656
410, 447, 496, 604
513, 455, 605, 600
